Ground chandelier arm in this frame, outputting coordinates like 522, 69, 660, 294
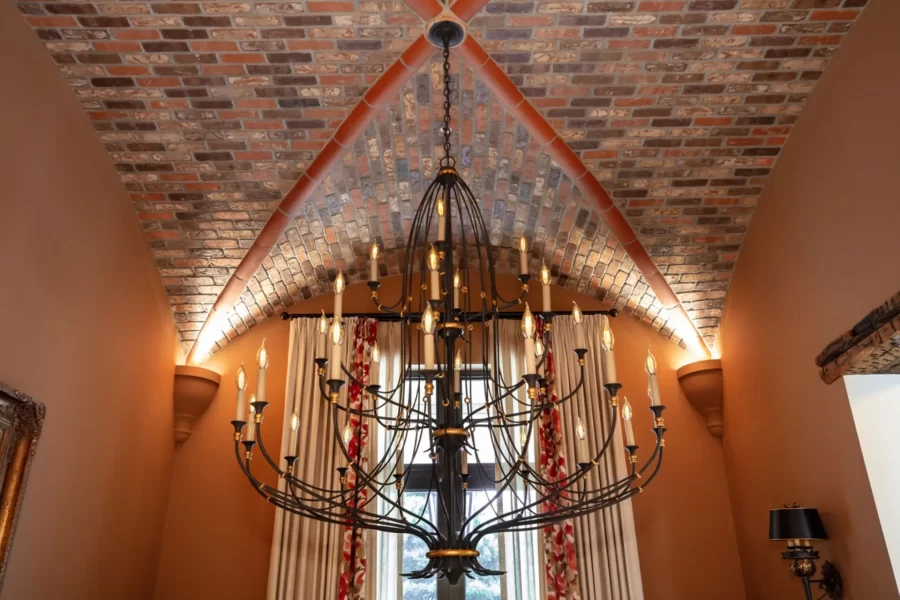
478, 448, 666, 539
325, 410, 445, 534
266, 489, 428, 538
465, 431, 648, 540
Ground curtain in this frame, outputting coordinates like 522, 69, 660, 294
552, 315, 644, 600
536, 316, 581, 600
267, 317, 377, 600
338, 318, 378, 600
491, 319, 543, 600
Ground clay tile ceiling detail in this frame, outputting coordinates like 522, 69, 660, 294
16, 0, 868, 355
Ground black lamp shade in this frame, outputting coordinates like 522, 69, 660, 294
769, 507, 828, 541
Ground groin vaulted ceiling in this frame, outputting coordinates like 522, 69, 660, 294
16, 0, 868, 357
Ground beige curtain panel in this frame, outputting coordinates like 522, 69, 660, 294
267, 317, 376, 600
552, 314, 645, 600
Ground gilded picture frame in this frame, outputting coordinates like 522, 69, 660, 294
0, 382, 45, 589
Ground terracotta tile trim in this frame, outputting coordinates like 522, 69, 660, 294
456, 35, 710, 357
816, 290, 900, 384
185, 36, 437, 364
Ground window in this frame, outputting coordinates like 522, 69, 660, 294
374, 367, 541, 600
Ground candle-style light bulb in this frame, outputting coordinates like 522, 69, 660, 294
646, 348, 661, 406
575, 416, 587, 463
316, 310, 328, 359
521, 303, 537, 375
235, 362, 247, 422
421, 303, 436, 335
534, 338, 545, 357
452, 268, 462, 308
236, 365, 247, 390
645, 349, 657, 375
342, 423, 353, 445
333, 269, 345, 321
521, 303, 536, 339
329, 320, 344, 380
540, 263, 551, 313
600, 315, 618, 383
256, 340, 269, 404
600, 316, 615, 351
573, 301, 586, 349
372, 341, 381, 364
518, 236, 529, 275
290, 412, 300, 432
427, 244, 440, 301
369, 242, 379, 282
454, 349, 463, 371
622, 396, 635, 446
436, 198, 447, 241
257, 339, 269, 370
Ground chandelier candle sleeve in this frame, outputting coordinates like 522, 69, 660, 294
436, 198, 446, 242
521, 304, 537, 376
600, 315, 618, 383
428, 245, 440, 302
519, 237, 528, 276
395, 448, 403, 476
235, 363, 247, 422
454, 349, 462, 392
256, 340, 269, 405
534, 339, 545, 378
246, 395, 256, 442
622, 398, 635, 446
461, 450, 468, 475
422, 303, 436, 370
330, 321, 344, 381
317, 312, 328, 359
645, 350, 661, 407
369, 243, 379, 282
453, 269, 461, 309
334, 270, 345, 320
540, 264, 551, 313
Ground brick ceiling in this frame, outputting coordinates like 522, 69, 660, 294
17, 0, 868, 356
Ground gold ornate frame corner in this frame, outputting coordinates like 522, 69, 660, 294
0, 382, 45, 589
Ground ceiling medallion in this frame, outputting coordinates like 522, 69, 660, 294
231, 23, 667, 586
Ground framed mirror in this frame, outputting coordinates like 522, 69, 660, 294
0, 382, 44, 588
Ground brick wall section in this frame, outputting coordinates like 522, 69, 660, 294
16, 0, 868, 354
817, 290, 900, 384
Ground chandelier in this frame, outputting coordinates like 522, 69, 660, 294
231, 21, 667, 587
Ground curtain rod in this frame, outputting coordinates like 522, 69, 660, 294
280, 309, 618, 322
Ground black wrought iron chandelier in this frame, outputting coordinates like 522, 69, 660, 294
231, 22, 667, 587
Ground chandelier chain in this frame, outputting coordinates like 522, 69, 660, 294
442, 35, 452, 166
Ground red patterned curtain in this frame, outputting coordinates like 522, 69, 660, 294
537, 316, 581, 600
338, 318, 377, 600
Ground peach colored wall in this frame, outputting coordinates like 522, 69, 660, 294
0, 6, 177, 599
155, 275, 745, 600
719, 0, 900, 598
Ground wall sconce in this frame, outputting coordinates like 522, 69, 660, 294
769, 505, 843, 600
676, 359, 723, 437
173, 365, 221, 444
